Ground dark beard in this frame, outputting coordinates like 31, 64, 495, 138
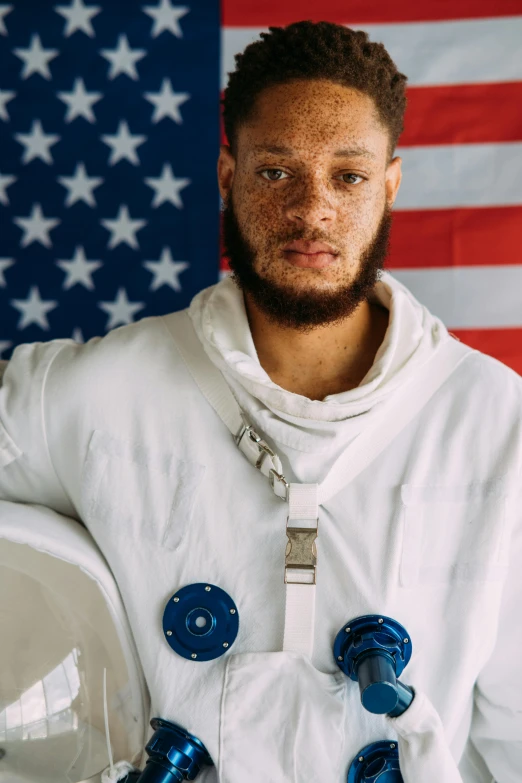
221, 194, 394, 332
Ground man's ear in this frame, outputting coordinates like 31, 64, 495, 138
217, 144, 235, 203
385, 156, 402, 208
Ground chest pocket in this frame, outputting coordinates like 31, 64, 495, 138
80, 429, 206, 550
399, 475, 510, 587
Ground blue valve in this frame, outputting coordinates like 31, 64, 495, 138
348, 740, 403, 782
163, 583, 239, 662
122, 718, 213, 782
334, 614, 415, 716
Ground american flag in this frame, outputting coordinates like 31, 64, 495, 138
0, 0, 220, 358
2, 1, 522, 378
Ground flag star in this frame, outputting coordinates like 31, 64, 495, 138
142, 1, 189, 38
0, 258, 14, 286
11, 286, 58, 330
143, 247, 189, 292
144, 78, 190, 124
101, 120, 147, 166
0, 5, 13, 36
0, 172, 16, 205
144, 163, 190, 208
56, 245, 102, 290
57, 77, 102, 123
55, 0, 101, 37
100, 35, 146, 80
101, 205, 147, 250
71, 327, 84, 342
0, 89, 15, 121
13, 34, 59, 80
99, 287, 146, 330
14, 203, 61, 248
14, 119, 60, 165
0, 340, 12, 358
57, 162, 103, 207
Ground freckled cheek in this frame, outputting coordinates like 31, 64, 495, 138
236, 196, 276, 245
339, 206, 375, 239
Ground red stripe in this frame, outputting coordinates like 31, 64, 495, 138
220, 82, 522, 148
451, 328, 522, 376
220, 202, 522, 273
388, 206, 522, 269
401, 82, 522, 147
223, 0, 522, 26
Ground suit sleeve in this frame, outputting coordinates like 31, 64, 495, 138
467, 488, 522, 782
0, 339, 79, 519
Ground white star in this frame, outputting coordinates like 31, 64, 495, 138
13, 34, 59, 80
56, 245, 102, 290
71, 327, 84, 342
144, 78, 190, 124
0, 172, 16, 205
142, 1, 189, 38
0, 340, 13, 358
101, 120, 147, 166
58, 162, 103, 207
14, 119, 60, 165
143, 247, 189, 292
0, 258, 14, 286
0, 89, 15, 121
0, 5, 13, 36
99, 288, 146, 330
55, 0, 101, 37
144, 163, 190, 208
57, 77, 102, 123
14, 203, 61, 248
11, 286, 58, 330
100, 35, 146, 80
101, 205, 147, 250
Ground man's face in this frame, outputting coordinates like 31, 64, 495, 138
218, 79, 402, 330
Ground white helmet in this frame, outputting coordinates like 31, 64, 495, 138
0, 500, 150, 783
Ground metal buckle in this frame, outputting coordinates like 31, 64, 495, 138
236, 416, 274, 469
236, 415, 289, 500
269, 469, 289, 502
284, 525, 318, 585
234, 413, 251, 447
249, 431, 277, 471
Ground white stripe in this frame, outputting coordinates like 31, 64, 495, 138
222, 17, 522, 90
393, 266, 522, 329
395, 142, 522, 209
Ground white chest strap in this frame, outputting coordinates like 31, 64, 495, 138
166, 310, 474, 657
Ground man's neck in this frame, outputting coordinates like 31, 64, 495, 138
244, 293, 390, 401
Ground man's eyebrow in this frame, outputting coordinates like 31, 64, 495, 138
250, 144, 376, 160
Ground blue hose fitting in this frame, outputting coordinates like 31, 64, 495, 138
347, 740, 403, 782
334, 614, 414, 716
123, 718, 213, 782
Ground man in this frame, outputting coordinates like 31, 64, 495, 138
0, 20, 521, 783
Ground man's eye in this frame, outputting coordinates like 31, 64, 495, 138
340, 173, 364, 185
260, 169, 288, 181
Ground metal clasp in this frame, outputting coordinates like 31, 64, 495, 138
284, 525, 318, 585
236, 414, 289, 500
235, 415, 268, 464
269, 469, 289, 502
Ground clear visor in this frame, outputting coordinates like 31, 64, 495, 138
0, 538, 141, 782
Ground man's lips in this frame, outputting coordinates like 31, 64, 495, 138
283, 250, 338, 269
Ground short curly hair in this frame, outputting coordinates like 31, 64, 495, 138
221, 20, 408, 165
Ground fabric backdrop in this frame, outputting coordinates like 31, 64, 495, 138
1, 0, 521, 376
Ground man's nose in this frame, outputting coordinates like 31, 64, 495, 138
284, 179, 336, 226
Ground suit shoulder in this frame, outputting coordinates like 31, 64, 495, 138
42, 311, 193, 409
462, 345, 522, 401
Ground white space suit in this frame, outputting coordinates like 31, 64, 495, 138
0, 270, 521, 782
